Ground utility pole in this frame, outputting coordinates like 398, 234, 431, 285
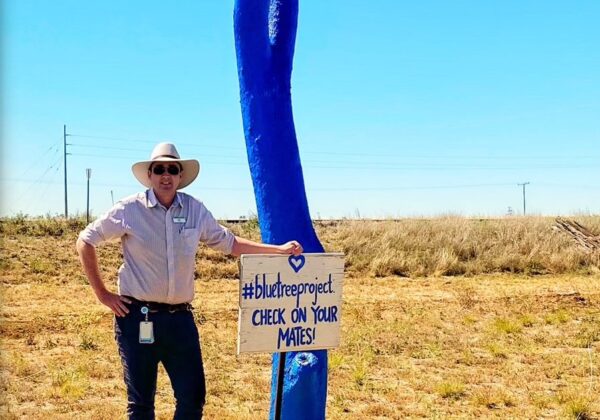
517, 182, 530, 215
64, 124, 69, 218
86, 169, 92, 223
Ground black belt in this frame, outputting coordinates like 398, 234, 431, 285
124, 296, 193, 313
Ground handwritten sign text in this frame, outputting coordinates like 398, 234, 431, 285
237, 253, 344, 353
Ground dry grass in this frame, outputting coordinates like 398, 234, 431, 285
3, 215, 600, 279
316, 216, 600, 278
1, 217, 600, 418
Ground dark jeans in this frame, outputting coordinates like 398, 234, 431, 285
114, 306, 206, 420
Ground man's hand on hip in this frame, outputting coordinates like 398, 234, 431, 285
97, 290, 132, 317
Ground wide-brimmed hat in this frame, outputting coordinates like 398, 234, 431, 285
132, 142, 200, 189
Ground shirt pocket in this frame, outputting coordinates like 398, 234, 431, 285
181, 228, 201, 255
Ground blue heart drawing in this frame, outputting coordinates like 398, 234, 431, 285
288, 255, 305, 273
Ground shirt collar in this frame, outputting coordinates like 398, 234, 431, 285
174, 192, 184, 208
146, 189, 183, 209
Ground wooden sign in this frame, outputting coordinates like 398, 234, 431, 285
238, 253, 344, 354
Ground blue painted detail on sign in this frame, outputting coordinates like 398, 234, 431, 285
234, 0, 328, 418
288, 255, 305, 273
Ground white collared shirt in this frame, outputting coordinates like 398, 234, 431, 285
79, 189, 235, 304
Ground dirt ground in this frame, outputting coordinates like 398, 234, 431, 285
1, 235, 599, 418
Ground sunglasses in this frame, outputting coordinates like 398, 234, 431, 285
151, 164, 182, 176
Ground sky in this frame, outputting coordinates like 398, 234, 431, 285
3, 1, 599, 219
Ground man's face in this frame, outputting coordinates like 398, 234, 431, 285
148, 162, 183, 195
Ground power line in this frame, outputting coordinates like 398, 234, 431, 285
8, 176, 586, 193
7, 175, 600, 191
17, 140, 61, 180
24, 154, 63, 189
67, 137, 599, 169
68, 133, 600, 161
69, 134, 243, 151
69, 146, 242, 160
535, 183, 600, 189
309, 183, 518, 191
56, 131, 599, 218
13, 154, 64, 211
32, 165, 62, 211
67, 152, 598, 171
69, 134, 155, 144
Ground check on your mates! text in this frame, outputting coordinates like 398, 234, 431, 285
237, 254, 344, 354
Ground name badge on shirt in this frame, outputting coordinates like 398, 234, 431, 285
173, 217, 186, 224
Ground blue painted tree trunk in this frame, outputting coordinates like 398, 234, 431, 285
233, 1, 328, 418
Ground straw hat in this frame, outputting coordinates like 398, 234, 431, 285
131, 142, 200, 189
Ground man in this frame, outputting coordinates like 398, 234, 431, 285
76, 142, 302, 419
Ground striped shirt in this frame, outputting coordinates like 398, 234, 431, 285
79, 189, 235, 304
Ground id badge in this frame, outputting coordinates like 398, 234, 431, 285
139, 321, 154, 344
